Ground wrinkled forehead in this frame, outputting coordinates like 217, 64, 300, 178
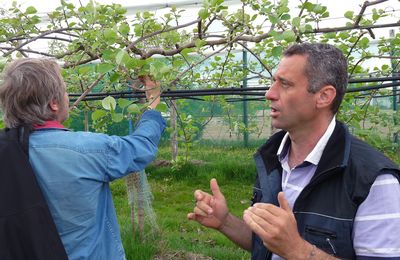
275, 54, 308, 79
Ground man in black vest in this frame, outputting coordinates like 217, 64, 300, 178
188, 43, 400, 259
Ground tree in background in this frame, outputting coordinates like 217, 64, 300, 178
0, 0, 398, 165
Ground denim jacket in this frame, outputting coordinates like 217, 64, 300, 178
29, 110, 166, 260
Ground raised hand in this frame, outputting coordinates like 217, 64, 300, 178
138, 75, 161, 109
187, 178, 229, 230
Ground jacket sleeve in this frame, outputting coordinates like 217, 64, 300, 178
105, 110, 166, 181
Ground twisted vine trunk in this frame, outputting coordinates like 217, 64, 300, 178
170, 99, 178, 161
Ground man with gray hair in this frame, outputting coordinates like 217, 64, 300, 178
188, 43, 400, 259
0, 58, 165, 260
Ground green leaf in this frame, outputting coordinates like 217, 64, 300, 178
281, 14, 290, 20
25, 6, 37, 14
271, 46, 283, 58
115, 49, 130, 66
268, 14, 278, 24
339, 31, 350, 40
112, 113, 123, 122
381, 64, 389, 70
195, 39, 206, 48
324, 32, 336, 39
159, 65, 171, 74
97, 63, 114, 73
133, 24, 142, 36
119, 23, 130, 35
172, 59, 185, 67
303, 2, 315, 12
91, 109, 107, 121
102, 49, 116, 61
282, 30, 296, 42
344, 11, 354, 20
305, 24, 313, 32
118, 98, 133, 109
292, 17, 301, 27
372, 13, 380, 21
104, 28, 117, 41
155, 102, 168, 113
125, 57, 143, 70
198, 9, 209, 19
271, 31, 283, 41
102, 96, 116, 111
109, 72, 120, 83
313, 4, 323, 14
359, 37, 370, 47
78, 66, 93, 74
127, 104, 140, 114
181, 48, 194, 57
211, 0, 224, 6
166, 31, 180, 44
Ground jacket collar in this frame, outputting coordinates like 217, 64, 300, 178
257, 121, 350, 175
313, 121, 350, 177
33, 121, 69, 131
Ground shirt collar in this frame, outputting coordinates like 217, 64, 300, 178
33, 121, 69, 131
277, 116, 336, 165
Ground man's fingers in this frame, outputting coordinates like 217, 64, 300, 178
187, 212, 195, 220
210, 178, 223, 200
243, 209, 270, 239
195, 200, 213, 215
247, 205, 277, 224
194, 190, 205, 200
187, 212, 206, 223
252, 203, 282, 217
277, 192, 291, 212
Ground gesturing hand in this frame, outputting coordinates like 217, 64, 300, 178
187, 178, 229, 230
243, 192, 308, 258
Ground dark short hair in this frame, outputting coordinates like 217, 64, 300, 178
0, 58, 66, 128
284, 43, 348, 114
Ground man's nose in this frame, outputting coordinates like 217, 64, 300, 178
265, 83, 277, 100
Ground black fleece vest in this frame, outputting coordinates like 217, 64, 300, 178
0, 127, 67, 260
251, 122, 400, 260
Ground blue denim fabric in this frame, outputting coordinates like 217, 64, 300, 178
29, 110, 165, 260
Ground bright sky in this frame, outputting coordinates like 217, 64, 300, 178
1, 0, 399, 73
0, 0, 391, 16
1, 0, 399, 26
1, 0, 399, 47
0, 0, 212, 12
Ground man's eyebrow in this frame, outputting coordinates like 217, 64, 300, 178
276, 76, 294, 86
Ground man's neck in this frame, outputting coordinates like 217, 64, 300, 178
287, 116, 334, 168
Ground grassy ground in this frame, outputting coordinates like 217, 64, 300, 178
111, 145, 259, 259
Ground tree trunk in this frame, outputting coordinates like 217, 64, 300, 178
170, 99, 178, 161
84, 110, 89, 131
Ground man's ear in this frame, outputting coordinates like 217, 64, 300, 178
49, 99, 59, 112
316, 85, 336, 109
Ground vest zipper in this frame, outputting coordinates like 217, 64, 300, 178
326, 238, 337, 255
305, 226, 337, 238
305, 226, 338, 255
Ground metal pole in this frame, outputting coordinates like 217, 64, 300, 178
242, 48, 249, 147
390, 29, 398, 143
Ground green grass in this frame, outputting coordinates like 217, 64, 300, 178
112, 140, 398, 259
111, 145, 257, 259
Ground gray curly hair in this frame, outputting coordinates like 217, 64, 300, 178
0, 58, 66, 128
